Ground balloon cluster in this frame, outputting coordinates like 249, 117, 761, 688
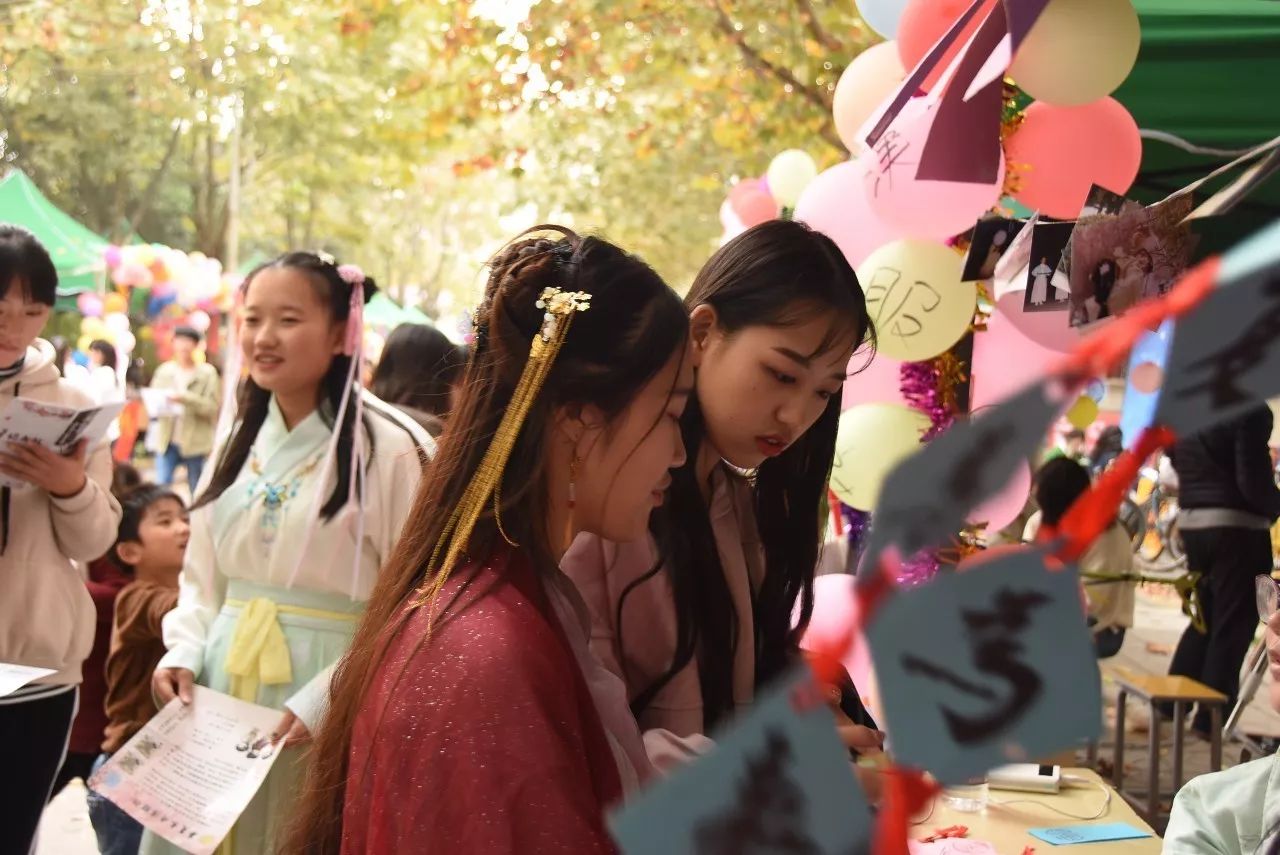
719, 149, 820, 241
98, 243, 237, 319
803, 0, 1144, 536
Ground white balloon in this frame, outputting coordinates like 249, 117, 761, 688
766, 149, 818, 209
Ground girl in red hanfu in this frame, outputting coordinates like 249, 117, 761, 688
285, 227, 695, 855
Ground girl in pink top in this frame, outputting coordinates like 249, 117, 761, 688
562, 220, 879, 771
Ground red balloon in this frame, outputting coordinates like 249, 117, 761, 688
897, 0, 999, 92
1005, 97, 1142, 220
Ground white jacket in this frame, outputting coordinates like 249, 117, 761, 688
0, 339, 122, 686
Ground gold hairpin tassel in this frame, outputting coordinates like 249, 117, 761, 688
410, 287, 591, 626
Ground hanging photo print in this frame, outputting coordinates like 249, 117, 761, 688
962, 217, 1026, 282
1022, 221, 1076, 313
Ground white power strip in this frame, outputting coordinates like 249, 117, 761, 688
987, 764, 1062, 794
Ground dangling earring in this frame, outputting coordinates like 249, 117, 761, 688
562, 453, 581, 551
568, 454, 580, 509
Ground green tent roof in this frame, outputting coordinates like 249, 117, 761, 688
0, 169, 108, 295
363, 291, 409, 328
1118, 0, 1280, 248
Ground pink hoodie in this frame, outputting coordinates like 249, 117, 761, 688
561, 465, 763, 767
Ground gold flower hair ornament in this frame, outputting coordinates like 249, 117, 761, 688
411, 285, 592, 622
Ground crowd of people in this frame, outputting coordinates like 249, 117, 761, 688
2, 214, 1279, 854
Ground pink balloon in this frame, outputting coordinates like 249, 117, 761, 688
103, 245, 123, 268
1006, 97, 1142, 219
994, 290, 1081, 353
970, 300, 1062, 411
861, 109, 1006, 242
728, 179, 777, 227
794, 161, 902, 268
1130, 360, 1164, 394
736, 188, 777, 227
77, 292, 104, 318
842, 351, 904, 410
799, 574, 873, 701
719, 198, 747, 242
967, 459, 1031, 532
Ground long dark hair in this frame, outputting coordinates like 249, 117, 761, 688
285, 227, 689, 855
193, 252, 377, 521
369, 323, 464, 420
89, 339, 118, 372
623, 219, 875, 730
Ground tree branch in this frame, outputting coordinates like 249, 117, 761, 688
122, 123, 183, 240
705, 0, 841, 149
794, 0, 843, 53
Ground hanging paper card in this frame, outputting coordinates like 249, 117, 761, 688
609, 667, 873, 855
860, 381, 1059, 575
863, 0, 989, 148
962, 0, 1055, 100
962, 216, 1026, 282
867, 549, 1100, 785
915, 0, 1006, 184
1154, 220, 1280, 437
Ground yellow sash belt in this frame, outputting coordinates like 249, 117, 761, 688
222, 597, 359, 703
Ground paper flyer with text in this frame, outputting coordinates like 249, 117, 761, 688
88, 686, 282, 855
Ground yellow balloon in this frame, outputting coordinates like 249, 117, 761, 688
1066, 396, 1099, 430
77, 335, 92, 352
103, 293, 128, 315
856, 239, 976, 363
830, 403, 932, 511
1008, 0, 1140, 106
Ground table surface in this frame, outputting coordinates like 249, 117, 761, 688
920, 768, 1161, 853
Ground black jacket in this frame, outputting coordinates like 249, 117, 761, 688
1169, 405, 1280, 520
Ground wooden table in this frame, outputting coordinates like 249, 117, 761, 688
919, 769, 1161, 853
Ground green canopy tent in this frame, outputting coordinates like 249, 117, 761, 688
0, 169, 109, 300
1118, 0, 1280, 250
363, 291, 410, 328
400, 303, 432, 325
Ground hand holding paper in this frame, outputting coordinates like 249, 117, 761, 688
0, 439, 88, 497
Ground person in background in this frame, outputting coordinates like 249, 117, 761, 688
48, 463, 145, 799
87, 338, 124, 405
1089, 425, 1124, 477
369, 323, 466, 438
0, 224, 122, 853
149, 326, 220, 494
1024, 457, 1134, 658
1165, 404, 1280, 737
87, 483, 190, 855
1045, 428, 1087, 463
1164, 579, 1280, 854
114, 359, 149, 465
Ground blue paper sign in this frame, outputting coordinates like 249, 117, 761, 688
1154, 220, 1280, 437
1029, 822, 1152, 845
867, 549, 1100, 784
1119, 319, 1173, 448
609, 667, 873, 855
861, 381, 1060, 579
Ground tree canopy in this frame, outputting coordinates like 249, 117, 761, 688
0, 0, 875, 309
